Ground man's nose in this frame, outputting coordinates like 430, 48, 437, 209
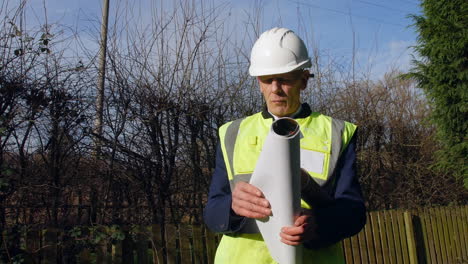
271, 79, 282, 93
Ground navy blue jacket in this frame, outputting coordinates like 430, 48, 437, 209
203, 104, 366, 248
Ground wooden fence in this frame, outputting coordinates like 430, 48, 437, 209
1, 205, 466, 263
343, 205, 467, 264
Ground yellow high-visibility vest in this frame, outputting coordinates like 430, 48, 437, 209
215, 111, 357, 264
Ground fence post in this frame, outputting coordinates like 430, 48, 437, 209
404, 211, 418, 264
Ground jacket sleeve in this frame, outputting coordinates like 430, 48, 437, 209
203, 144, 245, 233
304, 132, 367, 249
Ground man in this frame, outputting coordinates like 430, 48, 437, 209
204, 27, 366, 263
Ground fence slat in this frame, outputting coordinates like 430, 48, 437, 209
448, 207, 462, 262
443, 207, 454, 262
453, 205, 464, 262
436, 207, 449, 262
396, 210, 409, 264
418, 208, 427, 263
461, 205, 468, 261
151, 224, 164, 264
390, 210, 403, 264
179, 224, 192, 264
358, 220, 369, 263
370, 212, 384, 264
444, 207, 456, 262
351, 231, 361, 263
404, 211, 418, 264
166, 224, 177, 264
377, 211, 390, 264
364, 212, 376, 264
384, 210, 397, 264
412, 209, 427, 263
343, 237, 354, 264
426, 207, 441, 264
192, 225, 205, 264
205, 228, 217, 264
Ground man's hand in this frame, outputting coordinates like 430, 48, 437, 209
231, 181, 271, 219
280, 209, 318, 246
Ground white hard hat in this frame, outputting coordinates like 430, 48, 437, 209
249, 27, 311, 77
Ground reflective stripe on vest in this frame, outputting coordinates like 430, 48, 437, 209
221, 113, 355, 194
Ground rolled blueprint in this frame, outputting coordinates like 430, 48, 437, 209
249, 117, 302, 264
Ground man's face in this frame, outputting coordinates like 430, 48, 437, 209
257, 70, 309, 117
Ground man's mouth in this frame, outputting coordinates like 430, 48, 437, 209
271, 100, 286, 104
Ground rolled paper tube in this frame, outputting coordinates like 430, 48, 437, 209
250, 117, 302, 264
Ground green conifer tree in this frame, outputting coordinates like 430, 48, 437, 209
409, 0, 467, 187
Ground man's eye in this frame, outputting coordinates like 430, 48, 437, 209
260, 77, 293, 83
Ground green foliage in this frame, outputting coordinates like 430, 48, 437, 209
0, 165, 13, 194
11, 255, 25, 264
408, 0, 468, 186
68, 225, 126, 247
108, 225, 126, 242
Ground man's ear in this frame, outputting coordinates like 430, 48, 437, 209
300, 70, 310, 90
257, 77, 264, 93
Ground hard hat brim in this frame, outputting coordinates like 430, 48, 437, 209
249, 59, 312, 77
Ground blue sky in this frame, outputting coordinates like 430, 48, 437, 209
232, 0, 422, 78
5, 0, 422, 79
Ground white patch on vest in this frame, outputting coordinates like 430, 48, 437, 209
300, 149, 325, 174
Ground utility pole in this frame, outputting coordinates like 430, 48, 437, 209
91, 0, 110, 224
93, 0, 110, 156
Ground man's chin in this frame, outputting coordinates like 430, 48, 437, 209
270, 109, 289, 117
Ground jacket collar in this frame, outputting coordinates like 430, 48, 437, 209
261, 103, 312, 119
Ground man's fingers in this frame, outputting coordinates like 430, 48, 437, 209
236, 181, 264, 197
280, 238, 301, 246
294, 215, 308, 226
279, 209, 318, 246
281, 238, 301, 246
231, 182, 271, 218
233, 190, 270, 208
233, 207, 270, 219
232, 198, 271, 217
281, 225, 306, 236
280, 229, 303, 245
231, 206, 270, 218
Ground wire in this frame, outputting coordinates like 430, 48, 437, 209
290, 0, 407, 27
372, 0, 420, 6
353, 0, 412, 14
